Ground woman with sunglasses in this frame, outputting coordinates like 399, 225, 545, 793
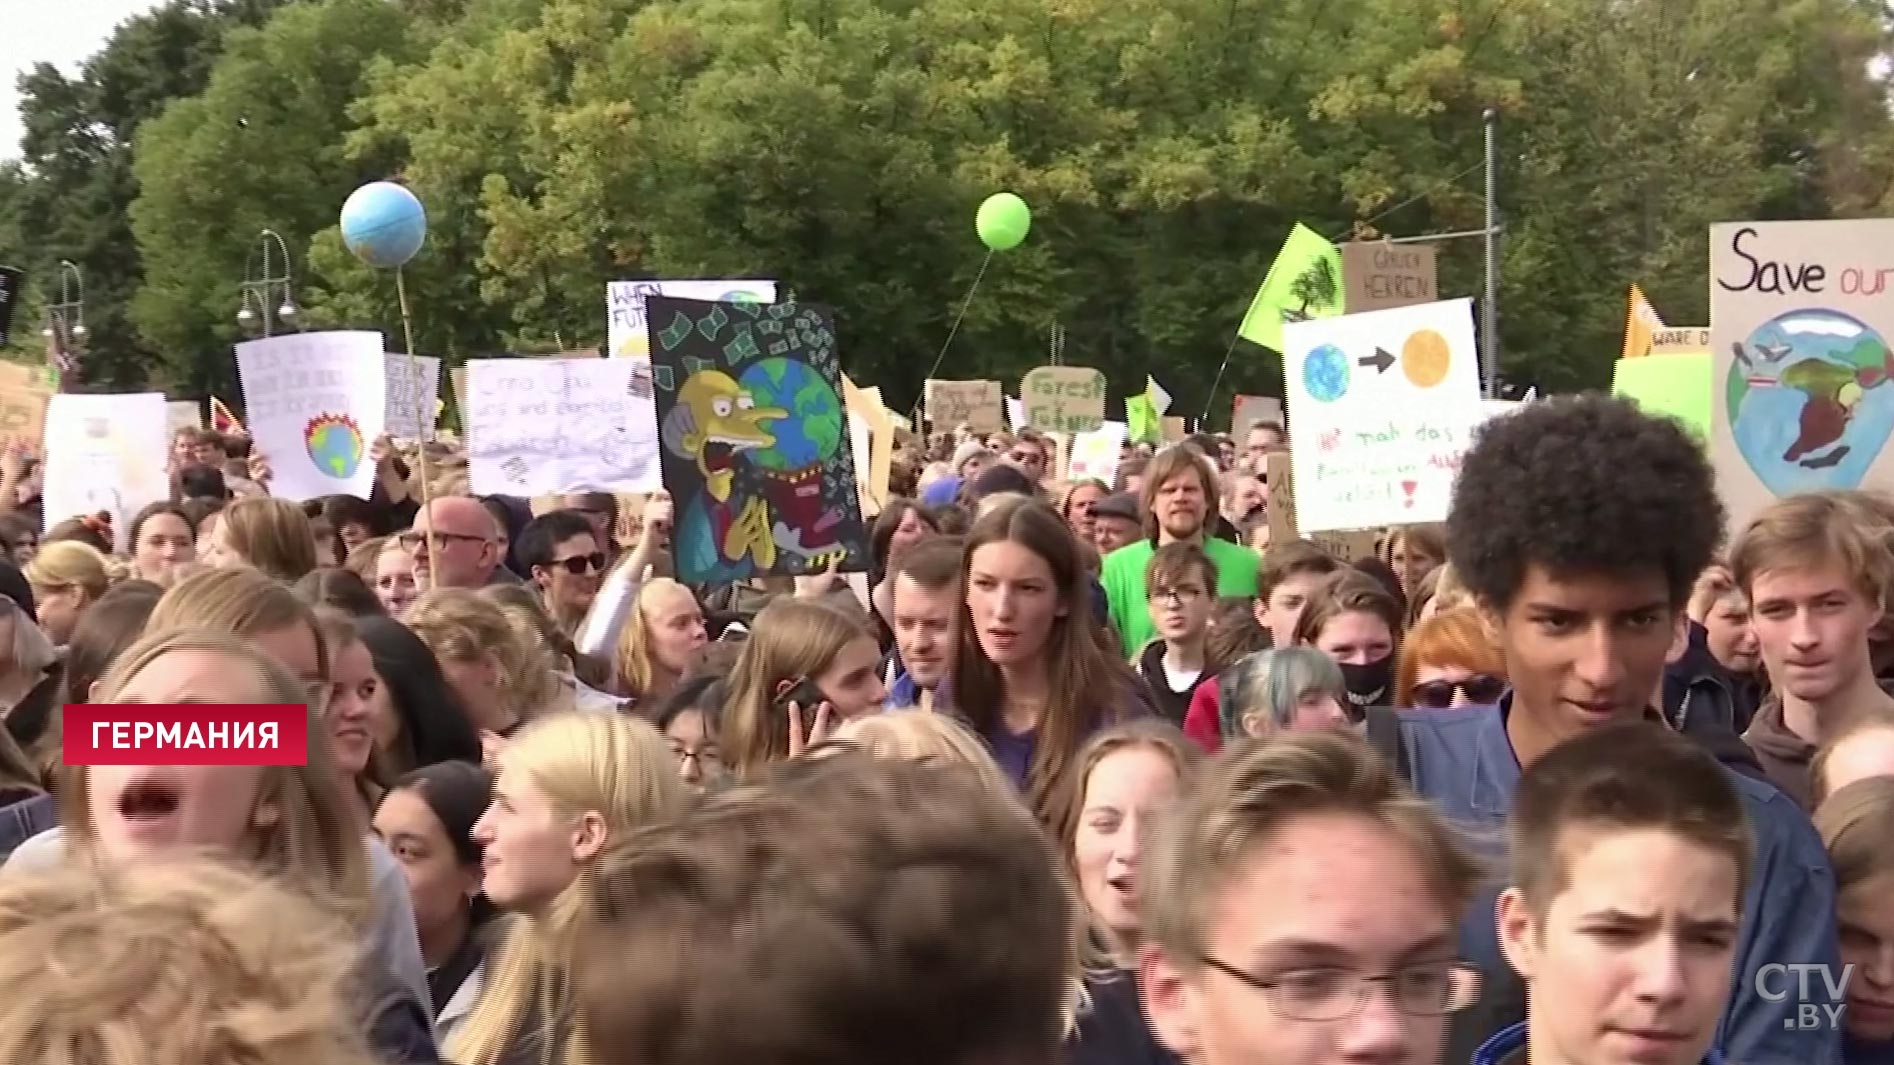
1394, 606, 1509, 710
516, 510, 606, 638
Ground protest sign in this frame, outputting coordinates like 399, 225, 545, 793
42, 392, 168, 548
1021, 366, 1107, 433
1651, 327, 1710, 354
607, 281, 778, 360
165, 401, 202, 434
1341, 242, 1438, 314
647, 296, 867, 582
924, 378, 1003, 432
1282, 298, 1484, 533
842, 375, 894, 517
1710, 220, 1894, 532
1231, 394, 1284, 437
384, 354, 442, 440
1263, 451, 1380, 562
465, 358, 662, 496
1613, 353, 1711, 443
1069, 422, 1127, 486
236, 332, 386, 502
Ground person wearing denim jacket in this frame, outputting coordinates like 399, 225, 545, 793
1374, 394, 1841, 1065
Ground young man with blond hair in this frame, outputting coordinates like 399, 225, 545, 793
1733, 490, 1894, 808
1486, 721, 1752, 1065
1140, 731, 1484, 1065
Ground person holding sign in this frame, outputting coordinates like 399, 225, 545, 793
1100, 447, 1260, 659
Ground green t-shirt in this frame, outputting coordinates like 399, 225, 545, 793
1102, 536, 1260, 658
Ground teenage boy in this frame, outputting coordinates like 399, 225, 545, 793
1485, 722, 1752, 1065
1103, 446, 1260, 656
1137, 542, 1218, 725
886, 536, 961, 709
1733, 491, 1894, 808
1140, 731, 1485, 1065
1254, 539, 1341, 646
1370, 394, 1839, 1065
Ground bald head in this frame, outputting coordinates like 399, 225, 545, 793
408, 496, 500, 589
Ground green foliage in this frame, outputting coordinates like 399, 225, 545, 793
14, 0, 1894, 419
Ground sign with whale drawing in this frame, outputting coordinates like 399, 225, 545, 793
1711, 220, 1894, 533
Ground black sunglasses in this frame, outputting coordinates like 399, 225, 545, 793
547, 552, 607, 576
1409, 674, 1507, 710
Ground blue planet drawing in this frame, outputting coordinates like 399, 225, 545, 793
1302, 344, 1351, 403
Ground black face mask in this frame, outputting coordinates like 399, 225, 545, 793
1338, 657, 1395, 711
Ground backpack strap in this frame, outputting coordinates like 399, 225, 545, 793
1363, 706, 1411, 783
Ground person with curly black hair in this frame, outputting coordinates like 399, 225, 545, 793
1362, 394, 1840, 1065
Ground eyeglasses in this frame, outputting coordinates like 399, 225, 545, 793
1408, 674, 1507, 710
1150, 586, 1206, 607
397, 530, 489, 551
1199, 957, 1481, 1021
1009, 451, 1042, 466
548, 552, 606, 576
669, 742, 723, 769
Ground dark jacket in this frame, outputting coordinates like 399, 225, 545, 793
1135, 641, 1210, 728
0, 792, 54, 864
1371, 699, 1841, 1065
1474, 1021, 1727, 1065
1665, 620, 1762, 735
363, 962, 440, 1064
1069, 971, 1175, 1065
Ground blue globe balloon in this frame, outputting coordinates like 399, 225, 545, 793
340, 181, 427, 269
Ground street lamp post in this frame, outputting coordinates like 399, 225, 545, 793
237, 230, 299, 338
40, 259, 86, 388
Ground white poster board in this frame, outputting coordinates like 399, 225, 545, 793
42, 392, 168, 548
165, 400, 202, 434
1069, 421, 1128, 486
384, 354, 441, 441
236, 331, 387, 501
465, 358, 662, 495
607, 280, 779, 360
1283, 298, 1484, 533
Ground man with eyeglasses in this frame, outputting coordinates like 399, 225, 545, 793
1487, 723, 1751, 1065
518, 509, 606, 635
1140, 732, 1484, 1065
1239, 422, 1286, 475
403, 497, 514, 591
1004, 431, 1052, 484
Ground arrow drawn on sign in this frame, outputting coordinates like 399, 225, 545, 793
1357, 348, 1395, 374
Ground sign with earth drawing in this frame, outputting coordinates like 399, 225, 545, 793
1282, 298, 1485, 533
645, 295, 868, 584
1711, 220, 1894, 533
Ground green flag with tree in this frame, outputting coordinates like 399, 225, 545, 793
1237, 224, 1345, 353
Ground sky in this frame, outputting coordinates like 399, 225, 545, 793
1, 0, 165, 161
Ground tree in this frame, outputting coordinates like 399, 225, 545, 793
129, 0, 420, 399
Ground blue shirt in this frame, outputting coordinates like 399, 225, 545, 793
1388, 699, 1841, 1065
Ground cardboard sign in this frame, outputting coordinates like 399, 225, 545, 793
1710, 220, 1894, 533
0, 382, 49, 450
1020, 366, 1107, 433
924, 379, 1003, 433
165, 400, 203, 434
1232, 394, 1284, 436
1342, 242, 1438, 314
1162, 416, 1187, 443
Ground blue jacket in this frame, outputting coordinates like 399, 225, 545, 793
1385, 700, 1841, 1065
1474, 1022, 1726, 1065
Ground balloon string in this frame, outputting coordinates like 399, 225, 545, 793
922, 249, 994, 387
396, 266, 438, 566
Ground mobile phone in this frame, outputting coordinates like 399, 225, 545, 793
773, 675, 827, 711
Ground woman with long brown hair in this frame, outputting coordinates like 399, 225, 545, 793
949, 497, 1146, 832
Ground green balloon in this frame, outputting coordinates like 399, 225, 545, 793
976, 192, 1032, 251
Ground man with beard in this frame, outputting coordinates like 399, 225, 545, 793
1101, 446, 1260, 658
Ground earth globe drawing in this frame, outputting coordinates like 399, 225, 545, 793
739, 357, 843, 470
1302, 344, 1351, 403
305, 414, 366, 479
1726, 308, 1894, 496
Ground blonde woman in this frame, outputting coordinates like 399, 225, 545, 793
611, 578, 707, 710
826, 709, 1016, 798
26, 539, 121, 645
720, 598, 887, 780
481, 585, 621, 716
15, 628, 434, 1060
405, 588, 536, 754
445, 712, 684, 1064
200, 496, 319, 582
1060, 720, 1200, 1065
0, 858, 387, 1065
